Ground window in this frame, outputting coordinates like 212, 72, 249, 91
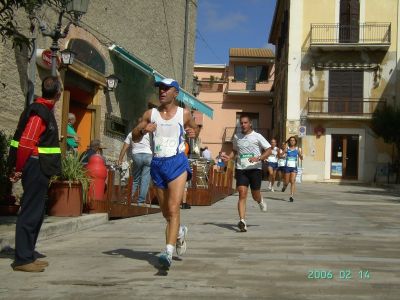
234, 65, 246, 81
68, 39, 106, 74
233, 65, 268, 83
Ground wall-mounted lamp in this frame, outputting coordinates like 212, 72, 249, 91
60, 49, 77, 66
314, 125, 325, 138
106, 75, 121, 91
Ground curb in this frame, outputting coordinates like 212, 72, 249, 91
0, 213, 108, 251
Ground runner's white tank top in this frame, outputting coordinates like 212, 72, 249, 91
151, 107, 185, 158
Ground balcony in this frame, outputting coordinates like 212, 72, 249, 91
310, 23, 391, 51
225, 78, 272, 96
307, 98, 386, 120
198, 80, 225, 93
223, 127, 271, 142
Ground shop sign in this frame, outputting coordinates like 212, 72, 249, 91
36, 49, 60, 70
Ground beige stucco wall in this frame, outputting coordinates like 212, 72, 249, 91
194, 65, 273, 159
275, 0, 399, 182
0, 0, 197, 161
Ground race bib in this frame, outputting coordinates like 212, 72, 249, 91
154, 136, 179, 157
239, 153, 255, 168
287, 157, 297, 168
278, 159, 286, 167
268, 156, 278, 163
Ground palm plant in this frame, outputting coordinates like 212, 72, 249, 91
50, 152, 91, 204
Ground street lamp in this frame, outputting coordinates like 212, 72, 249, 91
106, 75, 122, 91
60, 49, 76, 65
40, 0, 90, 76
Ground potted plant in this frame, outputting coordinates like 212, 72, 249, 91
47, 153, 90, 217
0, 130, 19, 215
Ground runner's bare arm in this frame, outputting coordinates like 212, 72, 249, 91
248, 147, 271, 163
183, 108, 199, 138
132, 110, 156, 142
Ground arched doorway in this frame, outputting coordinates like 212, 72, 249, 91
60, 39, 107, 154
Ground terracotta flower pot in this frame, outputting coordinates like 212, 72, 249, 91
47, 181, 83, 217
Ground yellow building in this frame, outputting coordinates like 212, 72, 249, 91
269, 0, 398, 182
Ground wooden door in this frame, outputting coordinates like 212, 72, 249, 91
331, 134, 359, 179
329, 70, 363, 113
339, 0, 360, 43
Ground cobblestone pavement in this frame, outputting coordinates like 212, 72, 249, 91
0, 182, 399, 299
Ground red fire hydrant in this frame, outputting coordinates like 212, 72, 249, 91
86, 154, 107, 201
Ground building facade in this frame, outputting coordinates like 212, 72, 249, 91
194, 48, 274, 158
269, 0, 398, 182
0, 0, 204, 161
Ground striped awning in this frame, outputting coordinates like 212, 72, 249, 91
109, 44, 214, 119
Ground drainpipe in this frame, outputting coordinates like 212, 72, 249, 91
182, 0, 189, 89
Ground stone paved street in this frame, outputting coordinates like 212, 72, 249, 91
0, 182, 399, 299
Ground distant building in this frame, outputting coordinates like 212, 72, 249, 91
269, 0, 397, 182
194, 48, 274, 157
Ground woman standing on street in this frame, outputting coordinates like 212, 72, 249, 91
281, 136, 303, 202
266, 138, 279, 192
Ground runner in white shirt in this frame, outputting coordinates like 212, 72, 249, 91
276, 141, 287, 188
222, 114, 272, 232
132, 78, 198, 269
266, 138, 279, 192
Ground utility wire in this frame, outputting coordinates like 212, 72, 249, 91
196, 29, 224, 64
162, 0, 177, 79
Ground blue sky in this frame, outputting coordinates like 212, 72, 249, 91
195, 0, 277, 64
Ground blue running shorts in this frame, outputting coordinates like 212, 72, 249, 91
284, 166, 298, 174
267, 162, 278, 170
151, 152, 192, 189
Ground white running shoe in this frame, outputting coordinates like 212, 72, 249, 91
259, 200, 267, 212
238, 220, 247, 232
271, 188, 275, 192
176, 225, 188, 256
268, 183, 272, 191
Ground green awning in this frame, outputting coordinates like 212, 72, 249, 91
109, 44, 213, 119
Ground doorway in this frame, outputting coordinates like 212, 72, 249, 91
331, 134, 359, 179
62, 71, 100, 154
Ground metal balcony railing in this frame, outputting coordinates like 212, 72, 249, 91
310, 23, 391, 44
198, 80, 225, 93
225, 78, 272, 94
307, 98, 386, 116
223, 127, 271, 142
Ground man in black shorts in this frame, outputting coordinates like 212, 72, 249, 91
222, 114, 271, 232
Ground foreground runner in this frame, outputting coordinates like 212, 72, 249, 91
132, 78, 198, 268
222, 114, 271, 232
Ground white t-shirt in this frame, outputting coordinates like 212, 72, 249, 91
124, 132, 152, 155
151, 107, 186, 157
202, 149, 212, 160
267, 146, 278, 163
233, 130, 271, 170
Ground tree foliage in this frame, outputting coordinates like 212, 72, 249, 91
0, 0, 66, 49
372, 104, 400, 150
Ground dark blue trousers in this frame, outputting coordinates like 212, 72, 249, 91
14, 157, 49, 266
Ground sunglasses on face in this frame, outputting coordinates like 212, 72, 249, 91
158, 85, 173, 91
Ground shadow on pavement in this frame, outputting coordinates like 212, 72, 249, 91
265, 196, 288, 202
0, 248, 46, 260
103, 248, 170, 276
343, 189, 400, 198
202, 222, 259, 232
